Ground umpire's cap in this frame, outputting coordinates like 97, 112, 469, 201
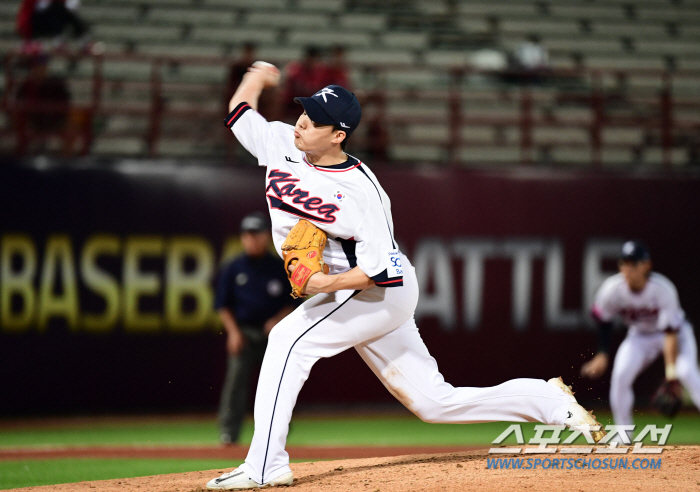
240, 212, 269, 233
620, 240, 651, 262
294, 85, 362, 136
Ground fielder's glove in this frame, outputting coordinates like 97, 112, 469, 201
652, 379, 683, 418
281, 219, 329, 299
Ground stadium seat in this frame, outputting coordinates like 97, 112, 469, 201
459, 146, 521, 163
644, 147, 688, 166
591, 22, 668, 39
457, 3, 538, 17
138, 44, 223, 57
347, 49, 415, 65
77, 5, 141, 23
102, 60, 154, 81
460, 125, 498, 143
298, 0, 344, 12
534, 127, 589, 145
0, 2, 17, 16
287, 30, 373, 48
603, 128, 645, 145
636, 41, 700, 57
585, 56, 666, 70
601, 148, 634, 165
383, 69, 450, 90
0, 19, 15, 36
550, 148, 595, 166
406, 124, 450, 143
500, 20, 580, 36
338, 13, 387, 31
246, 12, 330, 29
383, 32, 429, 50
147, 8, 236, 26
92, 137, 146, 156
638, 8, 700, 22
255, 47, 304, 64
205, 0, 286, 7
390, 144, 446, 161
1, 0, 698, 166
162, 65, 228, 84
92, 24, 182, 43
387, 100, 449, 120
414, 1, 450, 16
549, 4, 627, 20
423, 50, 470, 67
190, 27, 278, 45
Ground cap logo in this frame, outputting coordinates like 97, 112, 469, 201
339, 122, 350, 128
315, 87, 338, 103
622, 241, 635, 255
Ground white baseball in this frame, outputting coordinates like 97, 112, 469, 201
252, 60, 280, 87
252, 61, 276, 69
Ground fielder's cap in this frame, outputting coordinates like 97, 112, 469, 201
620, 240, 651, 262
240, 212, 269, 233
294, 85, 362, 137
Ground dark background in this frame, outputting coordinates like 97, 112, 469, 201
1, 158, 699, 415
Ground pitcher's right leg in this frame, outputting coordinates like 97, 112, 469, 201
355, 317, 572, 426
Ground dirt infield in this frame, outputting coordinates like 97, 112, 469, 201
0, 445, 476, 461
11, 446, 700, 492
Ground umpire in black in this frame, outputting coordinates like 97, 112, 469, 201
215, 212, 298, 445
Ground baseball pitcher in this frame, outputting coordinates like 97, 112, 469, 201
207, 61, 605, 490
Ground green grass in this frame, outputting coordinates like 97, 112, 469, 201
2, 412, 700, 449
0, 420, 221, 448
1, 411, 699, 489
0, 458, 240, 490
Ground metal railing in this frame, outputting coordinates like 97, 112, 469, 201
3, 51, 699, 169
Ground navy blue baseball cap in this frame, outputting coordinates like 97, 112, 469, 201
240, 212, 269, 233
294, 85, 362, 136
620, 240, 651, 262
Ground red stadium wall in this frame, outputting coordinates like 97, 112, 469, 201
1, 159, 699, 414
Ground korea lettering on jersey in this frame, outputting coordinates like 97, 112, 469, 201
226, 102, 403, 287
592, 272, 686, 334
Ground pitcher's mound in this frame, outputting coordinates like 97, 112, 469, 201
14, 446, 698, 492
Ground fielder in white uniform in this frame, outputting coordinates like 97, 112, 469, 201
207, 62, 603, 490
581, 241, 700, 425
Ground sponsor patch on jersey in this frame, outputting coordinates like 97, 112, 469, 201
386, 250, 403, 278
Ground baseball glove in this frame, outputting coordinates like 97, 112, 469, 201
281, 219, 329, 299
652, 379, 683, 418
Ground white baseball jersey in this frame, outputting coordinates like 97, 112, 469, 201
227, 102, 403, 287
216, 101, 573, 487
595, 272, 700, 427
592, 272, 686, 335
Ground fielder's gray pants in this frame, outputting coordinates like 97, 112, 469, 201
217, 326, 267, 442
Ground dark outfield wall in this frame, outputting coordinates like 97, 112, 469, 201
1, 159, 699, 414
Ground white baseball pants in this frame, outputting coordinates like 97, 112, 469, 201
610, 322, 700, 425
238, 257, 572, 484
